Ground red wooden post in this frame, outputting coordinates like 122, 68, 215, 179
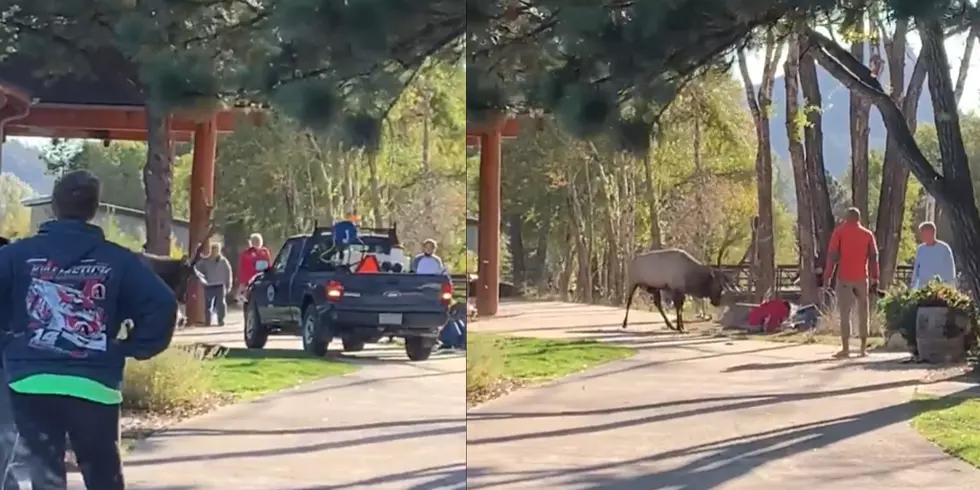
186, 116, 218, 325
477, 118, 503, 316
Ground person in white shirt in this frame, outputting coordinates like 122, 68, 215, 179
411, 239, 447, 275
911, 221, 957, 288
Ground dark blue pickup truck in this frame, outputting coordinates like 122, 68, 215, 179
242, 227, 452, 361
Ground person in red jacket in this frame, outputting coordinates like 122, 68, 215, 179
823, 207, 880, 358
238, 233, 272, 297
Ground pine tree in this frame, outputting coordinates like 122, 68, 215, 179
2, 0, 463, 251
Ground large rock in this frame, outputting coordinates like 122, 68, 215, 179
719, 303, 761, 332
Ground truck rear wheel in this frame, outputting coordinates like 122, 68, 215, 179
341, 337, 366, 352
404, 336, 435, 361
244, 303, 269, 349
302, 307, 330, 357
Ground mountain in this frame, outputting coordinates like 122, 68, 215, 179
1, 139, 53, 195
767, 49, 935, 178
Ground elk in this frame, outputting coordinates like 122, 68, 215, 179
621, 248, 733, 333
139, 223, 218, 303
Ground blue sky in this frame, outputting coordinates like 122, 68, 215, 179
738, 29, 980, 111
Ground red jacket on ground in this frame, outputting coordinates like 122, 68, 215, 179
748, 300, 791, 333
239, 246, 272, 286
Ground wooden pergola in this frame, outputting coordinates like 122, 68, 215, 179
466, 116, 518, 316
0, 56, 243, 324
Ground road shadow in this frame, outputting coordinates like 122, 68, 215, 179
567, 343, 800, 384
821, 356, 979, 376
724, 357, 841, 372
467, 391, 972, 490
153, 417, 465, 438
126, 422, 463, 467
467, 378, 927, 441
321, 463, 466, 489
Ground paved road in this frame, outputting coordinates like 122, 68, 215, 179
467, 301, 980, 490
67, 312, 466, 490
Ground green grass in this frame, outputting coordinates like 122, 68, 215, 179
467, 332, 635, 405
912, 396, 980, 468
207, 348, 357, 400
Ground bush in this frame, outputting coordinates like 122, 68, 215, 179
122, 345, 221, 415
466, 334, 503, 403
880, 280, 978, 351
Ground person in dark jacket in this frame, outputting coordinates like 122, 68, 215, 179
0, 238, 18, 490
0, 170, 178, 490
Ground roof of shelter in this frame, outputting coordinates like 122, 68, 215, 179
0, 52, 145, 107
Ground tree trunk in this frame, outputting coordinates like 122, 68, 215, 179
785, 36, 820, 305
799, 47, 836, 261
143, 105, 174, 255
736, 45, 778, 300
921, 19, 980, 298
849, 17, 872, 219
641, 138, 663, 248
421, 91, 434, 231
693, 114, 707, 262
508, 213, 526, 287
934, 24, 976, 267
366, 150, 384, 227
875, 20, 925, 287
531, 218, 550, 289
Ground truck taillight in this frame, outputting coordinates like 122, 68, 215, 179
325, 281, 344, 302
441, 282, 453, 305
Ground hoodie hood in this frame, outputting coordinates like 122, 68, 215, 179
36, 220, 107, 269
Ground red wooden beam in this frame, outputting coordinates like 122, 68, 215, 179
9, 105, 242, 134
4, 126, 193, 142
185, 117, 219, 325
467, 117, 519, 141
476, 119, 505, 317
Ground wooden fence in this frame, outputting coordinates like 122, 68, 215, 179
717, 264, 913, 296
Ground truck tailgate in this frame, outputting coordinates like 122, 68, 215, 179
334, 274, 449, 313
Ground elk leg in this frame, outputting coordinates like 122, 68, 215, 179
671, 291, 687, 333
647, 287, 676, 331
622, 284, 640, 329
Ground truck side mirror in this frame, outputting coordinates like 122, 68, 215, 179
256, 260, 270, 272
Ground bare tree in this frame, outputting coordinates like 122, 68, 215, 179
785, 33, 819, 304
736, 30, 781, 299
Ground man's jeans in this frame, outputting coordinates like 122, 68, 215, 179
10, 392, 123, 490
204, 285, 227, 326
0, 385, 21, 490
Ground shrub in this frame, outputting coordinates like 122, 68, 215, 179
466, 334, 503, 403
880, 280, 978, 351
122, 345, 221, 415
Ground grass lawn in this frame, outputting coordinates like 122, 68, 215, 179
467, 332, 635, 405
207, 348, 357, 400
912, 396, 980, 468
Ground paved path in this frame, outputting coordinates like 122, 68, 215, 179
68, 312, 465, 490
467, 301, 980, 490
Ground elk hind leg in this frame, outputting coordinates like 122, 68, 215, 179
647, 287, 676, 331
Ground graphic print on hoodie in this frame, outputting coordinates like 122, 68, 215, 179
25, 259, 112, 356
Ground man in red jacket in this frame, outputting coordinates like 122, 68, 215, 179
237, 233, 272, 298
823, 207, 880, 359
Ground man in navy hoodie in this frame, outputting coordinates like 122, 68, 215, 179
0, 170, 178, 490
